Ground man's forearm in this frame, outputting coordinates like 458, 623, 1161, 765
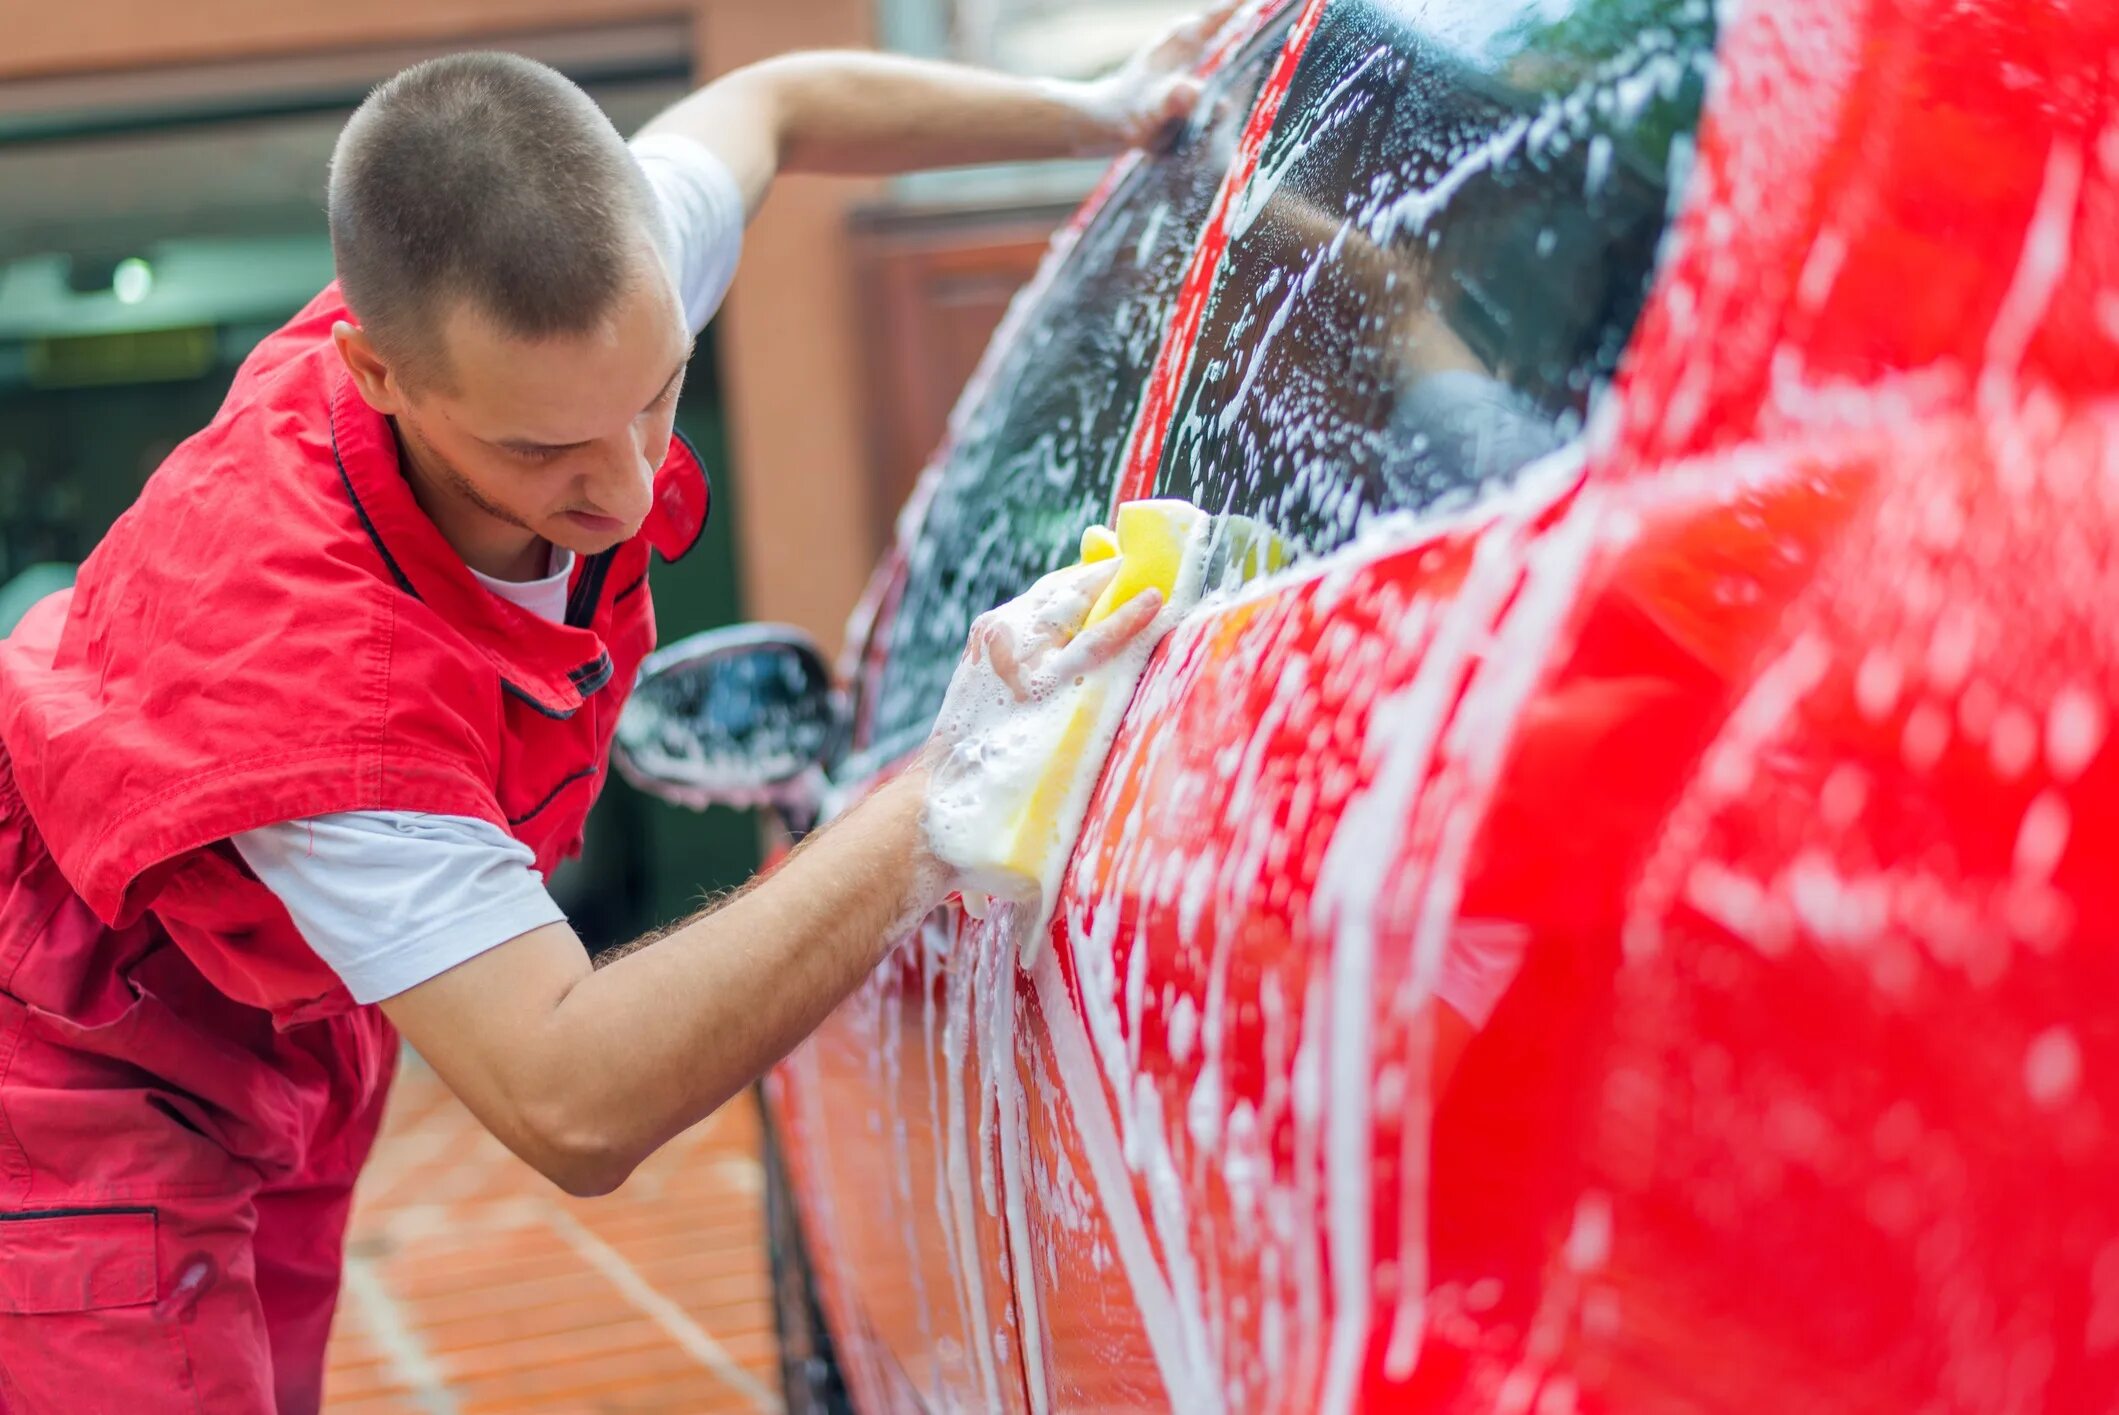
766, 51, 1119, 174
540, 767, 941, 1187
640, 8, 1230, 214
640, 51, 1134, 213
385, 543, 1170, 1197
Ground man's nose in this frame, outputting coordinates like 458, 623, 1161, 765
585, 435, 657, 523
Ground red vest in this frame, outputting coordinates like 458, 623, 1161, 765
0, 284, 707, 1028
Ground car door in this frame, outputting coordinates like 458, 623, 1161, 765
762, 17, 1293, 1412
998, 0, 1721, 1410
1448, 0, 2119, 1408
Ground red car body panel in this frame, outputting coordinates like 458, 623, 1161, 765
768, 0, 2119, 1409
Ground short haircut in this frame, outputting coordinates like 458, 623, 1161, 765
328, 52, 657, 387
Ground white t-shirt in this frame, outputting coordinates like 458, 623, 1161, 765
632, 133, 747, 336
231, 137, 745, 1005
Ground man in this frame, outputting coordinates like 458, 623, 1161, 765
0, 14, 1220, 1410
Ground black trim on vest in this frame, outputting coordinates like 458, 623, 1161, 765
501, 679, 578, 721
611, 570, 649, 605
507, 764, 600, 825
0, 1205, 156, 1221
331, 395, 610, 718
567, 653, 614, 697
329, 412, 418, 599
565, 547, 617, 629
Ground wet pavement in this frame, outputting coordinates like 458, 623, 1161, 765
322, 1052, 783, 1413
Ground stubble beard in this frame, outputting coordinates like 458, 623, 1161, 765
396, 421, 536, 535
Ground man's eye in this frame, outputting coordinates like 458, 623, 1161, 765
511, 445, 566, 463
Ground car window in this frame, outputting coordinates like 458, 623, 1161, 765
1155, 0, 1718, 559
863, 17, 1290, 764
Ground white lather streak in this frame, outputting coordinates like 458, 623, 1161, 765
986, 914, 1054, 1415
1308, 469, 1591, 1412
1032, 947, 1210, 1411
1979, 137, 2082, 426
941, 925, 1005, 1412
918, 923, 991, 1403
1391, 494, 1602, 1376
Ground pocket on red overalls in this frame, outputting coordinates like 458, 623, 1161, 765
0, 763, 75, 1206
0, 1206, 198, 1412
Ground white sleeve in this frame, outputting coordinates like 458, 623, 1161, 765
231, 812, 568, 1005
630, 132, 747, 336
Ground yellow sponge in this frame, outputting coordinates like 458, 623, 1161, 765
1084, 500, 1210, 628
973, 500, 1214, 956
934, 498, 1292, 959
999, 678, 1109, 888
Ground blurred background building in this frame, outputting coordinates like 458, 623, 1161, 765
1, 0, 1176, 942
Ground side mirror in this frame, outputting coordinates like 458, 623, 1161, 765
614, 624, 842, 817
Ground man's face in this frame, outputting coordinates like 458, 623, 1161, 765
390, 251, 693, 564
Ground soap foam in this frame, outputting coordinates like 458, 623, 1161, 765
924, 510, 1214, 960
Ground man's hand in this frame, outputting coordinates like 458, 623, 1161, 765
639, 2, 1254, 217
921, 561, 1167, 923
955, 559, 1163, 707
1075, 0, 1250, 153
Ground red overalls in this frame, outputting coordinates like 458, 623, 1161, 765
0, 285, 706, 1412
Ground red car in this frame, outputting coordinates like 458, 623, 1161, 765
617, 0, 2119, 1408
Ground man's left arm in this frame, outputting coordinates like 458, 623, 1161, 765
637, 1, 1243, 216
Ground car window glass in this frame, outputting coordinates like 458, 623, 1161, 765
863, 19, 1289, 764
1156, 0, 1718, 561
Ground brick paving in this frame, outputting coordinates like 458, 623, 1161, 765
322, 1052, 784, 1414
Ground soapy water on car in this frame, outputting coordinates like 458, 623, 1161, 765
922, 499, 1232, 963
765, 3, 2119, 1409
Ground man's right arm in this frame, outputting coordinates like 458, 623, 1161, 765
384, 558, 1157, 1197
379, 765, 938, 1197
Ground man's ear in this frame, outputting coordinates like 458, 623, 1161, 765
332, 320, 407, 416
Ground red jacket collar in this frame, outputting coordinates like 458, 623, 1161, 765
325, 367, 707, 718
